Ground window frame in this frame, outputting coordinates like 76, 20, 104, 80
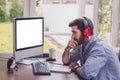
0, 0, 36, 55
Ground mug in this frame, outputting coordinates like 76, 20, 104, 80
49, 48, 56, 59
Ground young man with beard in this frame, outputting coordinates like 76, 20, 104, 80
62, 17, 120, 80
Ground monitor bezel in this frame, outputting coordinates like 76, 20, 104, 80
14, 17, 44, 51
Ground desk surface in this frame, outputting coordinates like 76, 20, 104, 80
0, 54, 80, 80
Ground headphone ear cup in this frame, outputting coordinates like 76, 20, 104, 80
83, 28, 92, 37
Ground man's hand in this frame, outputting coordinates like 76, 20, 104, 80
66, 39, 78, 50
69, 62, 79, 71
62, 39, 78, 65
76, 67, 80, 73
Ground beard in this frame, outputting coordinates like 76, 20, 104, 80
74, 34, 84, 45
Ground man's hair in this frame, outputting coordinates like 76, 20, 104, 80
69, 17, 94, 35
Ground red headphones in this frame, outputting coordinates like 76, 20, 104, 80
83, 27, 92, 37
82, 17, 92, 37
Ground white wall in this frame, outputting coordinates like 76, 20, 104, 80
85, 5, 93, 22
40, 4, 79, 33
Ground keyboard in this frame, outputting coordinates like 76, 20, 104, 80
32, 61, 51, 75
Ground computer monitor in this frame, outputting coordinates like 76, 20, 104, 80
13, 17, 44, 62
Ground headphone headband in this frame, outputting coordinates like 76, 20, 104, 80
82, 17, 92, 37
82, 17, 88, 28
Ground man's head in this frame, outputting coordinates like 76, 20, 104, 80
69, 17, 94, 45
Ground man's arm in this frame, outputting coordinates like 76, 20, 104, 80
62, 47, 71, 65
62, 39, 78, 65
76, 45, 107, 79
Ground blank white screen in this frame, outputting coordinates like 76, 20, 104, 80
16, 19, 43, 50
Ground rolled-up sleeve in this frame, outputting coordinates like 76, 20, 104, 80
80, 45, 107, 79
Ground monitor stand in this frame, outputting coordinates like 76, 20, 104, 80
17, 58, 45, 65
18, 59, 34, 65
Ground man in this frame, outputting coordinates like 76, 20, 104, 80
62, 17, 120, 80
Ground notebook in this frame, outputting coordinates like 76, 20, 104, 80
50, 64, 71, 73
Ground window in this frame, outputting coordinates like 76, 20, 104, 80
98, 0, 112, 44
0, 0, 23, 52
118, 1, 120, 47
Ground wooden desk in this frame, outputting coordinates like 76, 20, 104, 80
0, 55, 80, 80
